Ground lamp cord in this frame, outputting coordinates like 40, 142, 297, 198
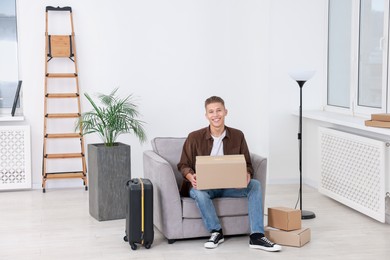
294, 187, 300, 209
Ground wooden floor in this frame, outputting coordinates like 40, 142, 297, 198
0, 184, 389, 260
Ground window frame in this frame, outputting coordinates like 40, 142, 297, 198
326, 0, 390, 117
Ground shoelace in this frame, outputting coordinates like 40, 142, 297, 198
209, 232, 220, 242
261, 236, 275, 246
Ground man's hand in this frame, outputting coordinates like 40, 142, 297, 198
186, 173, 197, 189
247, 173, 251, 185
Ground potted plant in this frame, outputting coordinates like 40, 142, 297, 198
76, 88, 146, 221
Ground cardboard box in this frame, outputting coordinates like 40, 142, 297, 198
268, 207, 301, 231
365, 120, 390, 128
195, 155, 247, 190
371, 113, 390, 122
265, 226, 311, 247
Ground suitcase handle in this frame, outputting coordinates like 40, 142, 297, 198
126, 179, 136, 186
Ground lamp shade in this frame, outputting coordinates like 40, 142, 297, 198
289, 70, 315, 81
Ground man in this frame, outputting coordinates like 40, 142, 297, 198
177, 96, 281, 251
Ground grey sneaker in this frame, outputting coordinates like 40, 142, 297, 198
204, 231, 224, 249
249, 235, 282, 252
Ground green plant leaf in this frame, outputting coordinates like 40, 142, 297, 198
75, 88, 147, 146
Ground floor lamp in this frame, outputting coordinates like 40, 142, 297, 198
290, 70, 316, 220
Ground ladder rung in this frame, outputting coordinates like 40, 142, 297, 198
46, 113, 80, 118
45, 171, 86, 179
45, 153, 84, 159
46, 133, 82, 138
46, 93, 79, 98
46, 73, 77, 78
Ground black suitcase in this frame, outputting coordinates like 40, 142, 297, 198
124, 178, 154, 250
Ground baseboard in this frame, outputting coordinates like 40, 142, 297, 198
267, 178, 298, 185
267, 178, 318, 189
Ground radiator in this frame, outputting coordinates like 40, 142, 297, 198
319, 127, 388, 223
0, 125, 31, 190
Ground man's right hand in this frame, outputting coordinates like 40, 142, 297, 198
186, 173, 197, 189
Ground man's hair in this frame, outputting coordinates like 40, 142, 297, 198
204, 96, 225, 108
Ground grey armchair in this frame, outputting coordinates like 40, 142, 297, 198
143, 137, 267, 243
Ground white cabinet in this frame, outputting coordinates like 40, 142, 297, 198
0, 125, 31, 190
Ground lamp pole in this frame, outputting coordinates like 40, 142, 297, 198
297, 80, 304, 216
290, 70, 316, 220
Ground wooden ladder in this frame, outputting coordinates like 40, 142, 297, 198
42, 6, 87, 193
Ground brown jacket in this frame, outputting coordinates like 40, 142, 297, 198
177, 126, 253, 196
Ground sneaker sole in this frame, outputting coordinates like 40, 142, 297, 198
249, 244, 282, 252
204, 238, 225, 249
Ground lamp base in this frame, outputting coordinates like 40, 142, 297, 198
301, 210, 316, 220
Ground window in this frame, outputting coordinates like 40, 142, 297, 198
327, 0, 353, 109
327, 0, 389, 115
0, 0, 19, 114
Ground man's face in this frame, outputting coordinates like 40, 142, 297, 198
205, 102, 228, 128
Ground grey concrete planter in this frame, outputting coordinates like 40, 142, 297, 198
88, 142, 131, 221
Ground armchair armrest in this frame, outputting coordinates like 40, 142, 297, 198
143, 150, 183, 238
250, 153, 267, 210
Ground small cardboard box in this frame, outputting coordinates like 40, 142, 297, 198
268, 207, 301, 231
365, 120, 390, 128
195, 155, 247, 190
265, 226, 311, 247
371, 113, 390, 122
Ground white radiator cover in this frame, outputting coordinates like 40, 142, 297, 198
319, 127, 388, 223
0, 125, 31, 190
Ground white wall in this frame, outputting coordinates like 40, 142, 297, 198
16, 0, 328, 189
16, 0, 273, 189
267, 0, 327, 185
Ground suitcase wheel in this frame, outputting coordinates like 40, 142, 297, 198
123, 236, 128, 242
145, 243, 152, 249
131, 243, 137, 250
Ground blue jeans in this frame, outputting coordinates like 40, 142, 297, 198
189, 179, 264, 234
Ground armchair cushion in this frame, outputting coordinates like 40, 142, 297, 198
182, 197, 248, 219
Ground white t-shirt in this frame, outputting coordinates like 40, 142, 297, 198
210, 130, 226, 156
